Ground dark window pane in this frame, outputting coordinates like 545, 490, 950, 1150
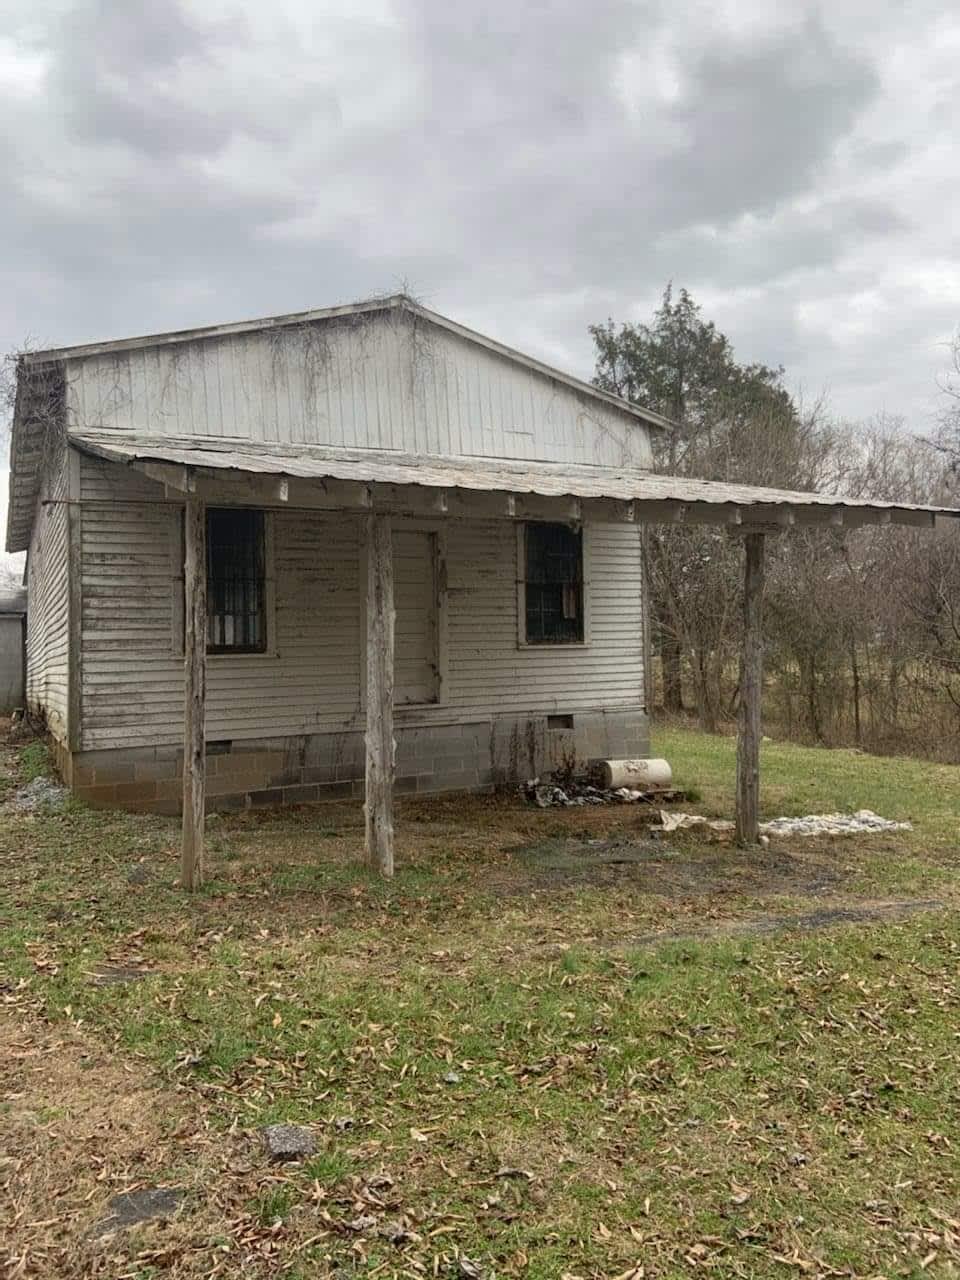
524, 522, 583, 644
206, 508, 266, 653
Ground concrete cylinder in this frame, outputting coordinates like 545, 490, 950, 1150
600, 757, 672, 790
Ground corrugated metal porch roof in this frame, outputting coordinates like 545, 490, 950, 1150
71, 430, 960, 527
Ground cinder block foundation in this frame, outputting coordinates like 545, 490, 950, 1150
57, 708, 649, 814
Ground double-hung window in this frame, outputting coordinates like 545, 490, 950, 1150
206, 508, 267, 653
522, 521, 584, 644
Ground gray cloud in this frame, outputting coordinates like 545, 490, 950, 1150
1, 0, 959, 572
661, 16, 876, 217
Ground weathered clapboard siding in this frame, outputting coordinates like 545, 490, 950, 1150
64, 311, 651, 468
77, 456, 644, 750
25, 436, 70, 741
79, 457, 363, 747
445, 520, 644, 708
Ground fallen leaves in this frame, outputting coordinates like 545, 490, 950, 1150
4, 737, 960, 1279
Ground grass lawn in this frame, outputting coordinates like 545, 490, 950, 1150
1, 727, 959, 1278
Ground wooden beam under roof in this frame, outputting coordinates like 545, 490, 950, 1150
126, 456, 948, 533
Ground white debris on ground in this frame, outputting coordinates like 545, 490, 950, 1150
523, 782, 911, 837
657, 812, 733, 834
762, 809, 912, 836
10, 776, 69, 812
522, 779, 684, 807
657, 808, 911, 838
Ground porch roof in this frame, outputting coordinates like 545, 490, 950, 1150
71, 429, 960, 530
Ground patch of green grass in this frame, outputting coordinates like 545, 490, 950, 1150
19, 740, 51, 783
302, 1149, 355, 1185
3, 731, 960, 1276
253, 1185, 297, 1226
656, 723, 960, 851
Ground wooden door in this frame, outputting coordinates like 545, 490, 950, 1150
392, 529, 439, 704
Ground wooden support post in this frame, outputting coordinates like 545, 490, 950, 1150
181, 496, 207, 891
364, 513, 396, 877
735, 530, 765, 847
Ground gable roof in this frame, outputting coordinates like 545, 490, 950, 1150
17, 294, 672, 431
7, 295, 670, 553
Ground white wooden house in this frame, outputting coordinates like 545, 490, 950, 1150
8, 295, 958, 880
9, 297, 670, 816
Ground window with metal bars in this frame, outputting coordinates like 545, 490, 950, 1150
206, 508, 267, 653
523, 522, 584, 644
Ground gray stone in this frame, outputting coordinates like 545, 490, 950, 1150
91, 1187, 184, 1237
88, 964, 152, 986
261, 1122, 317, 1161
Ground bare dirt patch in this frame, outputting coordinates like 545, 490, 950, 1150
0, 1011, 190, 1277
0, 1009, 351, 1279
495, 832, 850, 898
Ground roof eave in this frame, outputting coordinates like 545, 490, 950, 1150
67, 430, 960, 528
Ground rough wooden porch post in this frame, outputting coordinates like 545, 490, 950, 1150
181, 495, 207, 891
365, 512, 396, 876
735, 529, 765, 847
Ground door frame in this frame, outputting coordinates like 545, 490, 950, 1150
359, 516, 449, 711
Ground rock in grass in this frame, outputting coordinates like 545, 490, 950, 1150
12, 776, 68, 813
91, 1187, 184, 1237
261, 1123, 317, 1161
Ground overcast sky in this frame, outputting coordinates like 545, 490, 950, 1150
3, 0, 959, 569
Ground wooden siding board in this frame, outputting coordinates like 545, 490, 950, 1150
64, 311, 653, 468
75, 456, 644, 749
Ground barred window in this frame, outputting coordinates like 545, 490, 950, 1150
206, 508, 266, 653
524, 522, 584, 644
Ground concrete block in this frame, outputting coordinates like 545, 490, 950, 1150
134, 760, 177, 783
249, 788, 283, 808
267, 770, 303, 789
282, 784, 320, 805
207, 793, 248, 814
114, 780, 159, 805
76, 783, 118, 808
301, 765, 337, 785
426, 770, 479, 792
316, 781, 356, 801
93, 762, 138, 784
